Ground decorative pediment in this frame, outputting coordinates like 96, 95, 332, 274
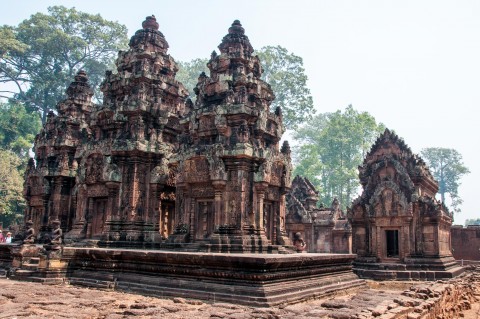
368, 181, 409, 217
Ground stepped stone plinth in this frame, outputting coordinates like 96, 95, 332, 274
64, 247, 363, 307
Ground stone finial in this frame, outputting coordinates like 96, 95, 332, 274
198, 71, 207, 80
228, 20, 245, 35
27, 157, 35, 169
142, 15, 159, 30
275, 106, 282, 117
281, 140, 291, 155
74, 70, 88, 83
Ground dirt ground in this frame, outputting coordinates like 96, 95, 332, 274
0, 274, 478, 319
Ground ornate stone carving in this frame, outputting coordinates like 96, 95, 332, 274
350, 129, 455, 275
23, 17, 294, 253
169, 20, 293, 251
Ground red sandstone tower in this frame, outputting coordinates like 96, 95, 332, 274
169, 20, 293, 252
24, 70, 94, 240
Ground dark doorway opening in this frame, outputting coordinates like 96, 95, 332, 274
386, 229, 399, 257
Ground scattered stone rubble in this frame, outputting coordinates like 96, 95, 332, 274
0, 267, 478, 318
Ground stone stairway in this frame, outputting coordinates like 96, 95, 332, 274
68, 270, 116, 290
13, 257, 42, 281
12, 256, 65, 284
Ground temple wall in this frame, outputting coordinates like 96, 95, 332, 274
314, 227, 332, 253
353, 226, 366, 255
422, 224, 436, 255
332, 231, 351, 254
438, 223, 452, 256
451, 225, 480, 261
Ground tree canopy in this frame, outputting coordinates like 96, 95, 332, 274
256, 46, 315, 129
0, 6, 128, 122
293, 105, 385, 208
176, 58, 209, 98
420, 147, 470, 213
0, 149, 25, 227
0, 101, 41, 159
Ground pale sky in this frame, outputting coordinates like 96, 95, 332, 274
1, 0, 478, 225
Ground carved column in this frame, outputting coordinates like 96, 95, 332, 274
276, 191, 290, 245
255, 182, 268, 233
105, 182, 119, 222
433, 220, 440, 256
189, 195, 195, 241
176, 184, 186, 226
51, 177, 63, 221
212, 181, 226, 227
144, 161, 151, 223
86, 197, 94, 238
149, 183, 158, 226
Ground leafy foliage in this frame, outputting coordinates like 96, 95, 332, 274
0, 101, 41, 158
0, 26, 28, 56
176, 58, 209, 98
293, 105, 385, 208
0, 149, 25, 227
0, 6, 128, 122
256, 46, 315, 130
420, 147, 470, 213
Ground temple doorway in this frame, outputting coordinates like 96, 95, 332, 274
386, 229, 399, 257
195, 201, 214, 239
91, 198, 107, 238
264, 202, 275, 242
160, 202, 175, 239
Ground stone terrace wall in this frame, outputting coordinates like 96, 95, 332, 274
451, 225, 480, 261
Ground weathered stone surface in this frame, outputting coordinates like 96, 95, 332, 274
349, 129, 463, 280
21, 16, 294, 255
0, 266, 458, 319
168, 19, 293, 252
23, 15, 189, 249
286, 176, 352, 253
451, 225, 480, 261
61, 247, 362, 307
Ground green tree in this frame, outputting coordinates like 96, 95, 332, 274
177, 46, 315, 130
0, 25, 29, 98
0, 101, 41, 159
176, 58, 209, 98
257, 45, 315, 129
0, 6, 128, 122
420, 147, 470, 213
0, 149, 25, 228
294, 105, 385, 208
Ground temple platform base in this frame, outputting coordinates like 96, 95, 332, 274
353, 256, 465, 281
63, 248, 364, 307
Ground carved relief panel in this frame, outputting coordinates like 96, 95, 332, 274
85, 154, 104, 184
184, 158, 210, 183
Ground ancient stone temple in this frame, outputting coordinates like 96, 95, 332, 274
349, 129, 463, 280
23, 70, 94, 240
10, 16, 365, 306
286, 176, 352, 253
169, 20, 293, 252
24, 16, 189, 247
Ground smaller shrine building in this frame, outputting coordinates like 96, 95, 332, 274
349, 129, 463, 280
